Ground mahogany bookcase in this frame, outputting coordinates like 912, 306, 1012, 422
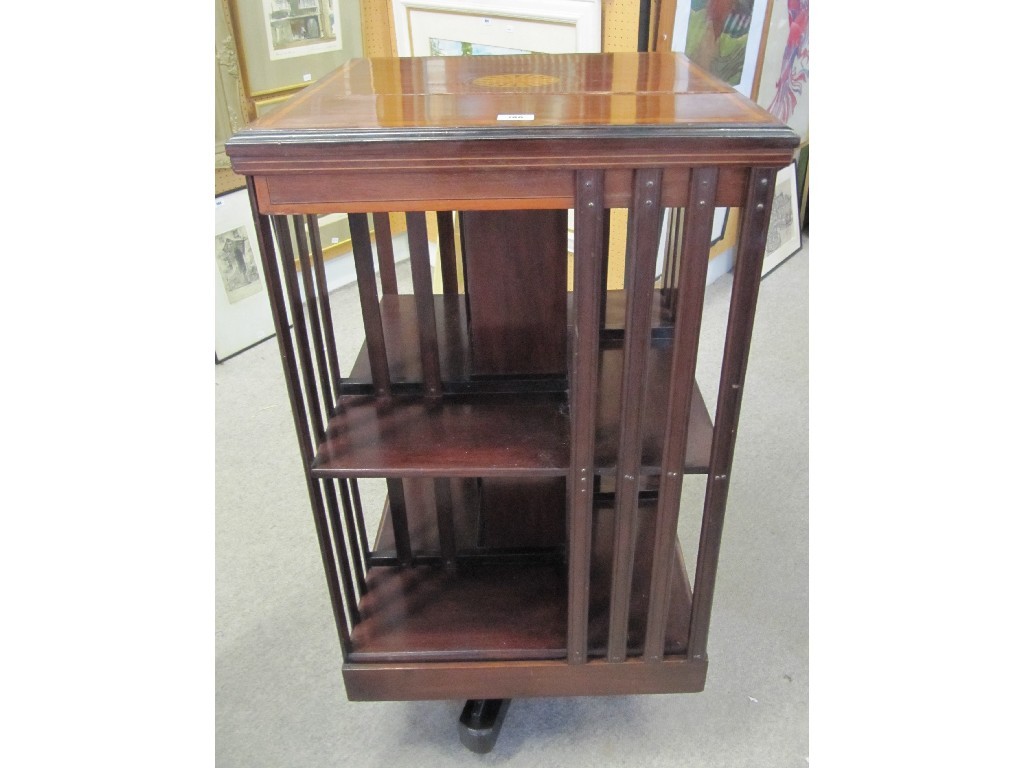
227, 51, 798, 751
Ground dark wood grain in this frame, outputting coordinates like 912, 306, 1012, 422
405, 211, 442, 396
273, 215, 326, 442
246, 182, 353, 657
312, 357, 713, 479
341, 291, 672, 393
347, 500, 690, 664
644, 166, 717, 660
461, 209, 568, 377
384, 478, 413, 566
343, 656, 707, 701
371, 212, 399, 295
372, 477, 562, 563
349, 213, 391, 396
606, 168, 663, 662
307, 214, 343, 399
688, 167, 777, 662
226, 52, 797, 151
292, 215, 335, 421
337, 479, 368, 596
325, 478, 364, 613
311, 392, 569, 478
230, 51, 797, 706
566, 168, 604, 664
436, 211, 459, 295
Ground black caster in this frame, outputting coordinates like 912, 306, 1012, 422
457, 699, 511, 753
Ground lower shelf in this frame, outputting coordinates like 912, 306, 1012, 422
348, 495, 692, 664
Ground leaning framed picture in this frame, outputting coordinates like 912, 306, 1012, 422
671, 0, 772, 100
762, 160, 801, 277
215, 189, 276, 361
391, 0, 602, 57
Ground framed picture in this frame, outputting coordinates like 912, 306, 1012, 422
261, 0, 343, 61
762, 161, 801, 277
756, 0, 808, 141
670, 0, 772, 99
215, 190, 276, 361
228, 0, 363, 99
391, 0, 602, 57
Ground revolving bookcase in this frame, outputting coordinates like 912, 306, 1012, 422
226, 51, 798, 750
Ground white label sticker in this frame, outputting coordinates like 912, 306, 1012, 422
497, 114, 535, 121
302, 73, 312, 82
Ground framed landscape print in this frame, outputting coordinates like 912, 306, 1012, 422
215, 189, 276, 361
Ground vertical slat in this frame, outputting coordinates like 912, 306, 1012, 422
338, 480, 368, 596
349, 213, 392, 396
567, 169, 605, 664
306, 215, 343, 402
687, 167, 777, 661
434, 478, 457, 569
436, 210, 459, 294
372, 212, 399, 295
245, 180, 352, 656
324, 479, 363, 621
293, 216, 334, 417
606, 168, 663, 662
348, 478, 371, 566
273, 216, 326, 443
644, 167, 718, 660
386, 478, 414, 566
406, 211, 443, 395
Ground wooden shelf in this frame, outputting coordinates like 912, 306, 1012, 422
348, 498, 691, 663
317, 293, 713, 478
312, 392, 568, 478
341, 292, 672, 394
312, 368, 711, 477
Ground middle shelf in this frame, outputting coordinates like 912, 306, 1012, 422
310, 291, 714, 478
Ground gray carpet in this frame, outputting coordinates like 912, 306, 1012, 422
216, 242, 808, 766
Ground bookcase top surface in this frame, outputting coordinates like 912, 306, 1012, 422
227, 52, 795, 147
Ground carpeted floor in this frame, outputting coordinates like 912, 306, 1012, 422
215, 241, 808, 767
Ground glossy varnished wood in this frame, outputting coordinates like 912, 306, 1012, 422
461, 210, 568, 377
228, 51, 800, 706
311, 350, 714, 479
343, 656, 707, 701
341, 292, 673, 392
227, 53, 792, 145
347, 499, 690, 665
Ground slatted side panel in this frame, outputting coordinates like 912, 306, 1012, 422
246, 180, 359, 654
643, 167, 717, 660
688, 167, 777, 661
606, 168, 664, 662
